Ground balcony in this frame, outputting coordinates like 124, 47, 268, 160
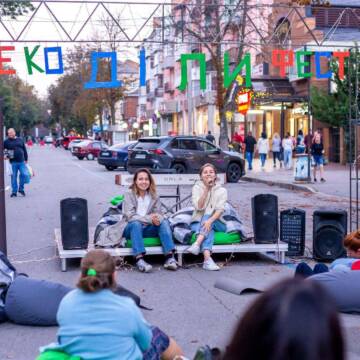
155, 88, 164, 97
146, 91, 155, 101
193, 90, 217, 107
164, 82, 175, 94
161, 100, 178, 114
154, 63, 163, 76
163, 54, 175, 69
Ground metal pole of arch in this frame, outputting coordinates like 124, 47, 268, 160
0, 99, 7, 255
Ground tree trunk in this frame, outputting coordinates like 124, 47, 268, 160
98, 107, 103, 133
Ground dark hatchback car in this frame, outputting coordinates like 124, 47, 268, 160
127, 136, 245, 182
98, 142, 137, 171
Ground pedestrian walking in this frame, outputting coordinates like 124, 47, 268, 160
296, 129, 304, 146
205, 130, 215, 144
244, 131, 257, 170
311, 133, 326, 182
271, 133, 281, 168
257, 132, 269, 169
282, 133, 294, 169
4, 128, 29, 197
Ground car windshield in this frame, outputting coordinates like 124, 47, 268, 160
134, 139, 161, 150
110, 142, 135, 150
77, 140, 92, 146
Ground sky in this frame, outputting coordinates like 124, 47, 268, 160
2, 0, 171, 98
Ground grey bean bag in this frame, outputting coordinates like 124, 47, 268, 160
5, 276, 71, 326
309, 270, 360, 313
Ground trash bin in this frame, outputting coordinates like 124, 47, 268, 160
294, 154, 311, 181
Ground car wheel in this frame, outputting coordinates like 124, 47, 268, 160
172, 163, 186, 174
226, 163, 241, 183
87, 153, 94, 160
77, 156, 84, 160
105, 166, 115, 171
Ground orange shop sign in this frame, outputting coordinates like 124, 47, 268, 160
235, 89, 252, 115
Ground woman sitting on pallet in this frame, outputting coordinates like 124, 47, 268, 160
187, 163, 228, 271
123, 168, 177, 273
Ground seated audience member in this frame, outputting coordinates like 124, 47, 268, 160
223, 278, 344, 360
295, 229, 360, 278
187, 163, 227, 271
123, 168, 177, 273
39, 250, 183, 360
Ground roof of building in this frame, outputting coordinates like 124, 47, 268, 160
328, 0, 360, 6
316, 27, 360, 42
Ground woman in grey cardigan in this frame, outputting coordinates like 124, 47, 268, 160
123, 168, 177, 273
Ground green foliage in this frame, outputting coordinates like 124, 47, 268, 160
0, 1, 34, 19
0, 74, 45, 133
311, 49, 360, 128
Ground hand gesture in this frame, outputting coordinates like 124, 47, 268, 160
202, 219, 213, 233
151, 213, 161, 226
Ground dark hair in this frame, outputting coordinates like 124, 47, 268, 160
298, 129, 304, 136
344, 229, 360, 252
77, 250, 116, 293
223, 278, 344, 360
130, 168, 157, 198
199, 163, 217, 176
261, 132, 267, 139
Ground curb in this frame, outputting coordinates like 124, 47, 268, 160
241, 176, 317, 194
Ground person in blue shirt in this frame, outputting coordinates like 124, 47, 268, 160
295, 229, 360, 278
40, 249, 183, 360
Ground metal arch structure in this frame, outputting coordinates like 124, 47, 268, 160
0, 1, 357, 46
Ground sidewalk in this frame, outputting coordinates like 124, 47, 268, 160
241, 157, 350, 198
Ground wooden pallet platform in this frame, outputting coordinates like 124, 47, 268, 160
55, 228, 288, 271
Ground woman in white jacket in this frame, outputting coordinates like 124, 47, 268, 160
186, 163, 228, 271
257, 132, 269, 168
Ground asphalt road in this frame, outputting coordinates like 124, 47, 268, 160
1, 146, 358, 360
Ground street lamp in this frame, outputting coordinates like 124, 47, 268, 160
0, 99, 7, 255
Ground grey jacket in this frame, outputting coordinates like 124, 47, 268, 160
123, 190, 164, 224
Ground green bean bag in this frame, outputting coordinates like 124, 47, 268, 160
125, 232, 242, 248
36, 350, 81, 360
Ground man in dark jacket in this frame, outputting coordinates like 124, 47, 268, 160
4, 128, 28, 197
206, 131, 215, 144
244, 131, 257, 170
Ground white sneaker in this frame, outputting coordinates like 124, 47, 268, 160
203, 257, 220, 271
136, 258, 152, 273
186, 243, 200, 255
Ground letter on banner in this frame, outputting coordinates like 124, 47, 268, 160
178, 53, 206, 91
84, 52, 122, 89
139, 47, 146, 87
272, 50, 294, 77
224, 52, 251, 88
333, 51, 350, 80
315, 52, 332, 79
296, 50, 313, 78
0, 46, 15, 75
44, 47, 64, 74
24, 46, 44, 75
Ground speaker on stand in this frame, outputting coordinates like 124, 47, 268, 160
60, 198, 89, 250
313, 209, 347, 261
252, 194, 278, 243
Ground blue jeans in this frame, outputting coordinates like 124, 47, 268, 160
259, 153, 267, 167
10, 162, 27, 193
245, 151, 253, 170
123, 220, 175, 257
191, 215, 226, 252
284, 150, 292, 169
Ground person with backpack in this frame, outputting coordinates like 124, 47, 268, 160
38, 250, 183, 360
123, 168, 177, 273
4, 128, 29, 197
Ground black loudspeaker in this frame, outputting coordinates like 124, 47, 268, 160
252, 194, 278, 243
313, 209, 347, 261
60, 198, 89, 250
280, 208, 306, 256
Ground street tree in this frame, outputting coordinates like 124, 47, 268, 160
0, 1, 34, 18
169, 0, 255, 149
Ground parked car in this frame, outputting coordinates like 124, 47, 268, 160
98, 141, 137, 171
72, 140, 109, 160
62, 136, 84, 150
44, 135, 54, 144
69, 139, 86, 153
127, 136, 245, 182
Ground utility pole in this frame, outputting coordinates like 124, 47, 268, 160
0, 99, 7, 255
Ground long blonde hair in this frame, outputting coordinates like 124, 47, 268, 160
130, 168, 157, 198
